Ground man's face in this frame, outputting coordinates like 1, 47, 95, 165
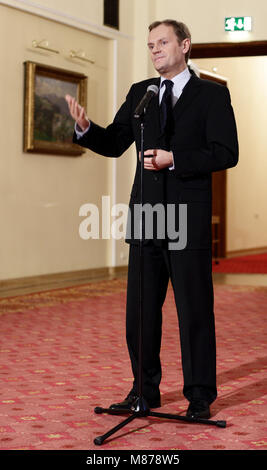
147, 24, 190, 78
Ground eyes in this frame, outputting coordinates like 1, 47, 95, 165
148, 40, 169, 51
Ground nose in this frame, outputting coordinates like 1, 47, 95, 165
153, 43, 161, 54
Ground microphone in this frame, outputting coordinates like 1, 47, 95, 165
134, 84, 159, 118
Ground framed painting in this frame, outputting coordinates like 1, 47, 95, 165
23, 61, 87, 156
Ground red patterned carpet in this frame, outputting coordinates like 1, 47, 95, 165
212, 253, 267, 273
0, 279, 266, 450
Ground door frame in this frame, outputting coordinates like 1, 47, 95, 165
198, 71, 228, 258
191, 40, 267, 258
191, 40, 267, 59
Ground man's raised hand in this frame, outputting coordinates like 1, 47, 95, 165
65, 94, 90, 132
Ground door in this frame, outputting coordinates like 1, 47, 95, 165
200, 72, 227, 259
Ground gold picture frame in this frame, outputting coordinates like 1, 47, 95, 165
24, 61, 88, 156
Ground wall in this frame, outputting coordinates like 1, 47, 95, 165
193, 56, 267, 252
0, 0, 266, 281
0, 1, 134, 280
153, 0, 267, 42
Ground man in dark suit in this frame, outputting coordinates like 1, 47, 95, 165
66, 20, 238, 419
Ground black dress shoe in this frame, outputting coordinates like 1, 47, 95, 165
186, 399, 211, 419
109, 393, 161, 411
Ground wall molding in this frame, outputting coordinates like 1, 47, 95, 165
0, 266, 128, 298
0, 0, 134, 40
227, 246, 267, 258
1, 246, 266, 297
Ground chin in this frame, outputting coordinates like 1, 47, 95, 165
154, 64, 166, 74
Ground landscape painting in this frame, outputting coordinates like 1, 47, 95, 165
24, 62, 87, 156
34, 75, 77, 144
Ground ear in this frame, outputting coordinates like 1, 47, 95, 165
182, 38, 191, 54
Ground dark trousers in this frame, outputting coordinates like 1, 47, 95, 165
126, 242, 217, 405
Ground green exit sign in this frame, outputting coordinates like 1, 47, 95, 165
225, 17, 252, 32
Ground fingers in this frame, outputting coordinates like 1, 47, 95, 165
78, 106, 85, 121
73, 100, 81, 120
65, 94, 75, 118
139, 149, 157, 160
143, 157, 159, 170
65, 94, 75, 116
139, 149, 159, 170
65, 95, 84, 120
65, 94, 90, 132
144, 149, 157, 156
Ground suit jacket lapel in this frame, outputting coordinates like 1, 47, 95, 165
172, 74, 202, 123
142, 74, 201, 144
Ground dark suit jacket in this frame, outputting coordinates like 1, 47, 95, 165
73, 70, 238, 249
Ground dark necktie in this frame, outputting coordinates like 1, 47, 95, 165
160, 79, 174, 137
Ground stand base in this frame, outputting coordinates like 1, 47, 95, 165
93, 398, 226, 446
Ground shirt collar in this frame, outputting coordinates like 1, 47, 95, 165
160, 67, 191, 92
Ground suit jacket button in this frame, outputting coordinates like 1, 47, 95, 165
153, 175, 159, 181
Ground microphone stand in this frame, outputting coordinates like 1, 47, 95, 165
93, 110, 226, 446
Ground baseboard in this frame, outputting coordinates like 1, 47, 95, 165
226, 246, 267, 258
0, 266, 128, 298
2, 246, 267, 297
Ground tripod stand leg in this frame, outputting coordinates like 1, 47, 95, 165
149, 411, 226, 428
94, 413, 136, 446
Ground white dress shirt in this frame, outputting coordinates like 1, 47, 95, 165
159, 66, 191, 106
159, 67, 191, 169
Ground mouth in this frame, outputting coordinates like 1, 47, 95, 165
154, 56, 165, 62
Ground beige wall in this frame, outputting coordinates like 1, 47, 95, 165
193, 57, 267, 252
153, 0, 267, 42
0, 0, 266, 281
0, 2, 134, 280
